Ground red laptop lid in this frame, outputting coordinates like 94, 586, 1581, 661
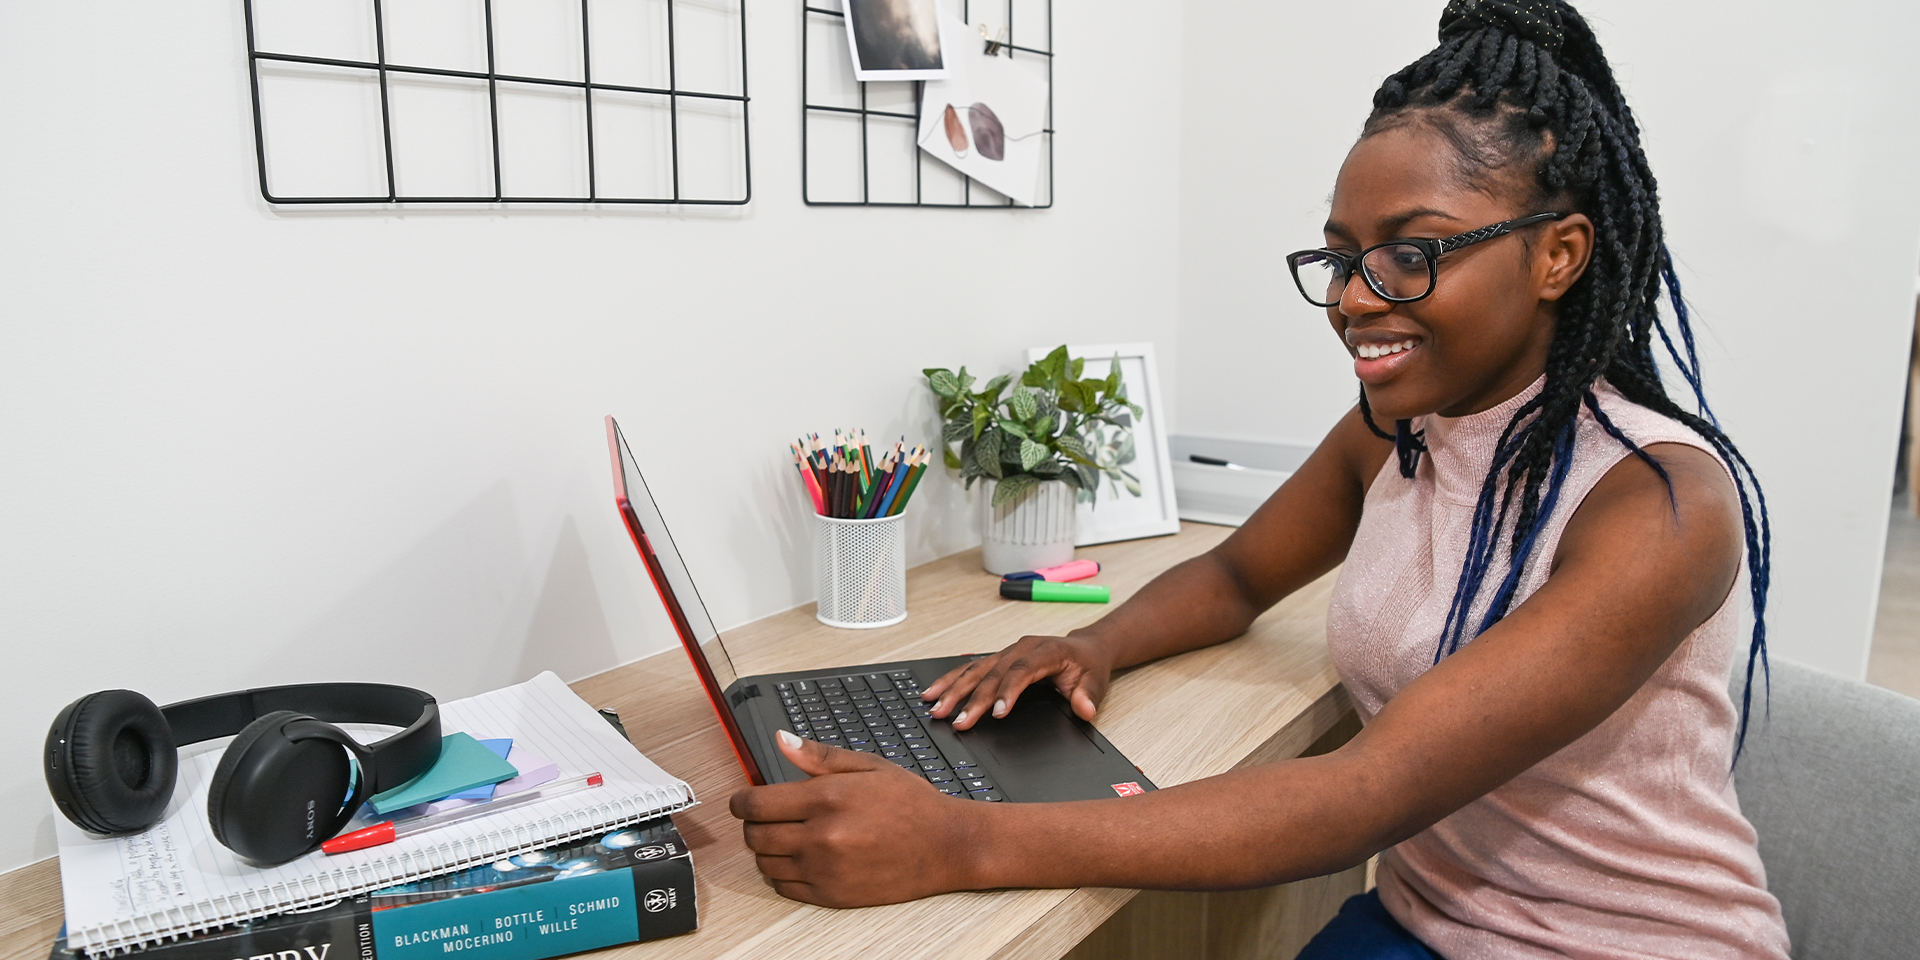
605, 415, 766, 785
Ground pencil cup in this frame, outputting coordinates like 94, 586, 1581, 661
815, 513, 908, 629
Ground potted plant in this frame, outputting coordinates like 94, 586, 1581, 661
924, 346, 1143, 574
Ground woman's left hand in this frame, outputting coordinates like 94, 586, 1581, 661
729, 730, 986, 907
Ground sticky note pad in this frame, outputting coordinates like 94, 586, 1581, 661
368, 732, 519, 814
442, 739, 514, 801
409, 745, 561, 817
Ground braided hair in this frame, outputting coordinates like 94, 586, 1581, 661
1357, 0, 1772, 763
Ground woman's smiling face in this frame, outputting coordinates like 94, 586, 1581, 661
1323, 121, 1591, 421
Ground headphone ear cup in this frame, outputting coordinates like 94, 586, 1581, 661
45, 690, 179, 835
205, 711, 298, 852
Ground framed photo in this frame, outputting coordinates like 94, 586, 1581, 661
1025, 342, 1180, 545
843, 0, 950, 81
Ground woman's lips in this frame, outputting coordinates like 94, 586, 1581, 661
1352, 338, 1421, 385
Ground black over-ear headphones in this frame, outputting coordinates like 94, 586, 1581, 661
45, 683, 439, 864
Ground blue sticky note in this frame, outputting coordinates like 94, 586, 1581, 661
442, 739, 513, 801
368, 733, 519, 814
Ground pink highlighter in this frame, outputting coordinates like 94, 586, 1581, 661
1001, 559, 1101, 583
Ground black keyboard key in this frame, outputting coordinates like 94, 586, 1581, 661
888, 756, 916, 769
918, 760, 949, 773
911, 748, 941, 761
815, 732, 843, 743
926, 771, 956, 784
777, 682, 793, 692
874, 736, 903, 748
864, 673, 893, 691
793, 680, 816, 695
817, 679, 844, 690
880, 747, 909, 759
937, 784, 965, 797
850, 742, 879, 753
841, 675, 869, 692
961, 777, 995, 792
859, 707, 887, 720
889, 670, 914, 680
947, 756, 977, 769
798, 694, 823, 705
874, 691, 901, 702
968, 788, 1006, 802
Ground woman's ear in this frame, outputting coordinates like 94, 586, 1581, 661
1537, 213, 1594, 302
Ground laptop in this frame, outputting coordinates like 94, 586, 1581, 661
605, 415, 1156, 802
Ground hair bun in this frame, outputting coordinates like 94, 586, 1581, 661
1440, 0, 1566, 53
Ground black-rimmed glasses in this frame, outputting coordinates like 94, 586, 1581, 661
1286, 212, 1567, 308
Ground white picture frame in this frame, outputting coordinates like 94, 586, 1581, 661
1026, 342, 1180, 545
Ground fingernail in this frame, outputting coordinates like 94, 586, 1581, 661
777, 729, 801, 748
955, 710, 968, 724
994, 700, 1007, 718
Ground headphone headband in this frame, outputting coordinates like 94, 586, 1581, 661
162, 683, 438, 795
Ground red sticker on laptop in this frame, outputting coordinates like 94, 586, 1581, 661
1110, 782, 1145, 797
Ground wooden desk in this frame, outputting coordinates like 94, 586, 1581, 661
0, 524, 1356, 960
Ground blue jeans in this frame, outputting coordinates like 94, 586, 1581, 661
1295, 890, 1441, 960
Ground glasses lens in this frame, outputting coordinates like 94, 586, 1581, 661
1290, 251, 1347, 307
1361, 244, 1432, 301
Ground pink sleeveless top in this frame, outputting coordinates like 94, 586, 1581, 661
1327, 379, 1790, 959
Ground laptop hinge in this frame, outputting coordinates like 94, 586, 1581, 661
729, 684, 760, 708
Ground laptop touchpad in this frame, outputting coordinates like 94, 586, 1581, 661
958, 690, 1104, 766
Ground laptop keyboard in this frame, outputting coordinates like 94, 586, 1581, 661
776, 671, 1004, 801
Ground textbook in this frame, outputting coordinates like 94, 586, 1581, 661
50, 819, 697, 960
53, 672, 697, 956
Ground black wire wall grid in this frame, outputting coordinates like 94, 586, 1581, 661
802, 0, 1052, 207
244, 0, 750, 204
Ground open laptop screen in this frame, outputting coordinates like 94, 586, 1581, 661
605, 416, 739, 693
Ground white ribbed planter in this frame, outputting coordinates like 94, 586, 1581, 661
979, 479, 1077, 575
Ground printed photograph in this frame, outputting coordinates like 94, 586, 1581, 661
843, 0, 947, 81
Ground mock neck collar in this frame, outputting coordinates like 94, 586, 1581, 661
1417, 374, 1547, 504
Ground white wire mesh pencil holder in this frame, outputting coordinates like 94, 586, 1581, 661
815, 513, 908, 628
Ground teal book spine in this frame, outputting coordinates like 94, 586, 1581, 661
372, 853, 695, 960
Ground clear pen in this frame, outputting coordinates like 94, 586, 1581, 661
322, 772, 604, 854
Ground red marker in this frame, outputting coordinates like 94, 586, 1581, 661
323, 772, 604, 854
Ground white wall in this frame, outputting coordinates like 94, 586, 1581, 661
1174, 1, 1920, 680
0, 1, 1184, 872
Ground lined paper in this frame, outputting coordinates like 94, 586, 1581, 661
55, 672, 695, 955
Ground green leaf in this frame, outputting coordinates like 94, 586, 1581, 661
942, 419, 972, 443
1019, 438, 1048, 471
1055, 435, 1094, 465
1077, 464, 1099, 505
972, 402, 993, 440
1042, 345, 1070, 379
1106, 356, 1123, 394
1031, 458, 1062, 478
1058, 466, 1081, 489
1000, 435, 1024, 463
927, 369, 961, 398
974, 431, 1004, 479
1122, 473, 1142, 497
991, 473, 1041, 507
997, 418, 1030, 440
1009, 387, 1038, 421
1116, 434, 1136, 466
956, 367, 975, 395
980, 373, 1011, 406
944, 446, 963, 470
1069, 356, 1085, 381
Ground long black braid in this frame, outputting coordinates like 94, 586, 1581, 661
1362, 0, 1773, 764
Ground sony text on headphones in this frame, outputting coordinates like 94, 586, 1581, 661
45, 683, 439, 864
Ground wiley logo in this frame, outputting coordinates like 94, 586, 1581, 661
643, 889, 675, 913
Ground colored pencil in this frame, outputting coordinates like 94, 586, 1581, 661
791, 430, 929, 519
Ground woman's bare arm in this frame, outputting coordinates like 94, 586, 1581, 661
732, 442, 1743, 905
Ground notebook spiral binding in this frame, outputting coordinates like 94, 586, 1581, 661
72, 785, 697, 956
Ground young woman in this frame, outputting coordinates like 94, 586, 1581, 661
732, 1, 1789, 955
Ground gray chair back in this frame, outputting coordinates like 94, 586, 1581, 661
1732, 658, 1920, 960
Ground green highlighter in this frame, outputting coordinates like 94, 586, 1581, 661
999, 580, 1110, 603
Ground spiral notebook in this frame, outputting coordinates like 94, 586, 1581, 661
53, 671, 696, 956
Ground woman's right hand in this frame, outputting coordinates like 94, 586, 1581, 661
921, 633, 1115, 730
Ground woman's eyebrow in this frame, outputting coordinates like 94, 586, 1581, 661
1325, 206, 1463, 241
